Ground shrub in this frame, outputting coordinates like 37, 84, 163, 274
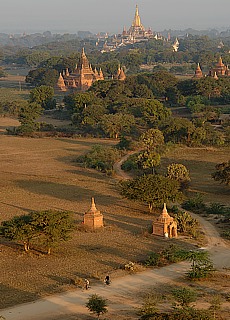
182, 193, 206, 213
86, 294, 108, 319
206, 203, 227, 215
174, 210, 199, 237
76, 144, 120, 175
145, 252, 161, 266
121, 153, 139, 172
116, 136, 132, 150
138, 292, 162, 319
222, 231, 230, 239
186, 250, 215, 280
162, 245, 188, 263
172, 287, 197, 308
121, 158, 138, 171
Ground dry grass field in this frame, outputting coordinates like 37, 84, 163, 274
0, 119, 175, 309
161, 146, 230, 205
0, 117, 229, 312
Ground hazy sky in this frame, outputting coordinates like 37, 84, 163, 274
1, 0, 229, 34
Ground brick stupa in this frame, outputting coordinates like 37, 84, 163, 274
83, 197, 104, 229
152, 203, 177, 238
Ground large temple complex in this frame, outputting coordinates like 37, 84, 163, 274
99, 5, 174, 53
57, 47, 126, 92
57, 48, 104, 92
194, 57, 230, 79
121, 5, 153, 43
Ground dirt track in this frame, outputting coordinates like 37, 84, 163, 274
1, 152, 230, 320
1, 208, 229, 320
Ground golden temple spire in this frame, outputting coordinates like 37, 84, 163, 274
132, 4, 141, 27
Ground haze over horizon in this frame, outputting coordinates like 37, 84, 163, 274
1, 0, 229, 35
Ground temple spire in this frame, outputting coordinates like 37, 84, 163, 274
132, 4, 141, 27
162, 203, 169, 216
90, 197, 97, 213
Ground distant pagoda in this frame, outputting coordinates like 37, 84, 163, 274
57, 48, 104, 92
193, 63, 203, 79
121, 5, 153, 41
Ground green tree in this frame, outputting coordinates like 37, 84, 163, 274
1, 211, 74, 254
0, 215, 38, 252
100, 113, 135, 139
186, 250, 214, 280
186, 95, 210, 113
17, 102, 43, 134
172, 287, 197, 309
31, 210, 74, 254
196, 77, 221, 100
29, 85, 56, 110
26, 51, 50, 67
140, 128, 164, 151
77, 144, 120, 175
120, 174, 182, 213
212, 161, 230, 185
191, 127, 207, 146
137, 151, 161, 174
86, 294, 108, 319
141, 99, 172, 126
150, 71, 178, 98
64, 91, 96, 113
81, 104, 107, 127
26, 68, 59, 87
138, 292, 162, 319
174, 211, 198, 237
167, 163, 191, 189
162, 117, 195, 145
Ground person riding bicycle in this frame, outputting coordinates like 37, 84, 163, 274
84, 278, 90, 290
104, 275, 110, 285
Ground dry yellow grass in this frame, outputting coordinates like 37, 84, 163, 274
0, 118, 229, 310
161, 146, 230, 205
0, 127, 178, 309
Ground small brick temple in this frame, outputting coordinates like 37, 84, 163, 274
83, 197, 104, 229
152, 203, 177, 238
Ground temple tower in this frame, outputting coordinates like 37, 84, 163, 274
57, 73, 66, 91
128, 4, 146, 36
193, 63, 203, 79
118, 67, 126, 81
83, 198, 104, 229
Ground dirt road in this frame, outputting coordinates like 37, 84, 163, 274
1, 212, 229, 320
1, 151, 230, 320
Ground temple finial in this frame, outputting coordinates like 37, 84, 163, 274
162, 203, 168, 215
90, 197, 97, 212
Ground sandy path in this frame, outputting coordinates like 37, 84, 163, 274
113, 149, 139, 180
1, 151, 230, 320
